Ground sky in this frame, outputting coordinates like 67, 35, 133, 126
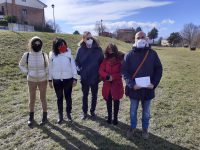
42, 0, 200, 38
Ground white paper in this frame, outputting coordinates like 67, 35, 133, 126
135, 76, 151, 87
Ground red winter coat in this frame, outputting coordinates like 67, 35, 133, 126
99, 58, 124, 101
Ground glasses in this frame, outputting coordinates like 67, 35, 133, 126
136, 36, 145, 40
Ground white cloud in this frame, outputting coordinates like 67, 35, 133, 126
161, 19, 175, 24
43, 0, 173, 25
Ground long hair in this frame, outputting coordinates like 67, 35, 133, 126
52, 38, 67, 56
105, 43, 119, 59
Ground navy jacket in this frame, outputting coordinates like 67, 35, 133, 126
75, 42, 104, 85
122, 47, 163, 100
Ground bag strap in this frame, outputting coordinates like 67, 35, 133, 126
26, 52, 29, 65
131, 50, 149, 79
42, 52, 47, 68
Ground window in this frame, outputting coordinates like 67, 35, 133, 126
22, 0, 26, 2
22, 9, 27, 16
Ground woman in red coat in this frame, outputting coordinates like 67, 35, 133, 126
99, 43, 124, 125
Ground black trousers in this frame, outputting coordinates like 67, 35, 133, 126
106, 93, 120, 121
81, 81, 98, 114
53, 78, 73, 115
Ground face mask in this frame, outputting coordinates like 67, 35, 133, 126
59, 44, 67, 53
32, 40, 42, 52
107, 53, 115, 58
135, 39, 147, 48
86, 39, 93, 48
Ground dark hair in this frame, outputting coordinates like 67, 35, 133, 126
52, 38, 67, 56
105, 43, 119, 59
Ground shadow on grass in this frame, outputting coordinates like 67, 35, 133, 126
68, 121, 137, 150
94, 116, 189, 150
35, 122, 93, 150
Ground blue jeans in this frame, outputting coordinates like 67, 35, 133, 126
130, 99, 151, 129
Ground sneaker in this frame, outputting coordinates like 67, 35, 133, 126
106, 119, 112, 124
126, 128, 135, 139
28, 120, 34, 127
66, 114, 72, 122
142, 129, 149, 139
81, 113, 88, 120
90, 112, 96, 119
113, 119, 118, 125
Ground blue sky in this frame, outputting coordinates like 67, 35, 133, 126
43, 0, 200, 38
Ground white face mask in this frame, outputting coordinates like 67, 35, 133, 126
135, 39, 147, 48
86, 39, 93, 48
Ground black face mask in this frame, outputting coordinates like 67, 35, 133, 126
107, 53, 116, 58
31, 39, 42, 52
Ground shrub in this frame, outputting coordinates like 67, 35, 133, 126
4, 15, 17, 23
0, 20, 8, 26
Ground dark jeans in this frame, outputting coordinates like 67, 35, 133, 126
53, 78, 73, 115
81, 81, 98, 114
106, 93, 120, 120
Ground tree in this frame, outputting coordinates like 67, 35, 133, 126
46, 20, 61, 33
73, 30, 80, 35
94, 21, 107, 36
181, 23, 199, 47
136, 26, 142, 33
157, 37, 163, 46
167, 32, 182, 47
148, 27, 158, 44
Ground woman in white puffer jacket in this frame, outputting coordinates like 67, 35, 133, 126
49, 38, 78, 124
19, 36, 49, 127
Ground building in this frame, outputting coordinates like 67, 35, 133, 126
0, 0, 47, 27
161, 39, 171, 47
116, 28, 136, 43
99, 31, 112, 38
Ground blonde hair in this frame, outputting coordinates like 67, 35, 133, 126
78, 31, 100, 47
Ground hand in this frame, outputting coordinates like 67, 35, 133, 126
72, 80, 77, 87
108, 76, 113, 81
49, 81, 53, 89
147, 83, 154, 89
133, 84, 141, 90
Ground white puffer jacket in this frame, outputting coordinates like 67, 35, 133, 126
49, 49, 78, 80
19, 51, 49, 82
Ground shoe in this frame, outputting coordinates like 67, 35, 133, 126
57, 113, 63, 124
40, 112, 48, 125
106, 118, 112, 124
90, 112, 96, 119
28, 112, 34, 127
113, 119, 118, 125
81, 113, 88, 120
142, 129, 149, 139
126, 128, 135, 139
66, 113, 72, 122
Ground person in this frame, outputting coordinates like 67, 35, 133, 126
99, 43, 124, 125
49, 38, 78, 124
75, 31, 104, 120
19, 36, 49, 126
122, 31, 163, 139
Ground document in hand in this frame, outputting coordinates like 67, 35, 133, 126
135, 76, 151, 87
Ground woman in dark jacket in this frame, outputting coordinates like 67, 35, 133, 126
99, 43, 124, 125
75, 31, 104, 120
122, 31, 163, 139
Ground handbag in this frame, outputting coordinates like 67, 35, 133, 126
125, 50, 149, 96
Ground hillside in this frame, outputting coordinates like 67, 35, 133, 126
0, 31, 200, 150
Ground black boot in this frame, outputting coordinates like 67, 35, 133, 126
106, 100, 112, 124
113, 100, 120, 125
67, 113, 72, 122
40, 112, 48, 125
28, 112, 34, 127
57, 112, 63, 124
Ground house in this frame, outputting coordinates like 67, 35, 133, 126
99, 31, 112, 38
0, 0, 47, 27
116, 28, 136, 43
161, 39, 171, 47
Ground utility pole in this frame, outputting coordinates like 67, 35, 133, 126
101, 19, 103, 34
51, 4, 56, 32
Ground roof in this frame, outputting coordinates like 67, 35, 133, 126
37, 0, 47, 8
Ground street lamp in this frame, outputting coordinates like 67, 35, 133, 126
51, 4, 56, 32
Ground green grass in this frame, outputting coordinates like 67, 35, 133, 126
0, 31, 200, 150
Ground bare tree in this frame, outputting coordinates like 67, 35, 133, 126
181, 23, 199, 47
94, 21, 107, 35
46, 20, 61, 33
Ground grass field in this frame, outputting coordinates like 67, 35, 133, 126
0, 31, 200, 150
